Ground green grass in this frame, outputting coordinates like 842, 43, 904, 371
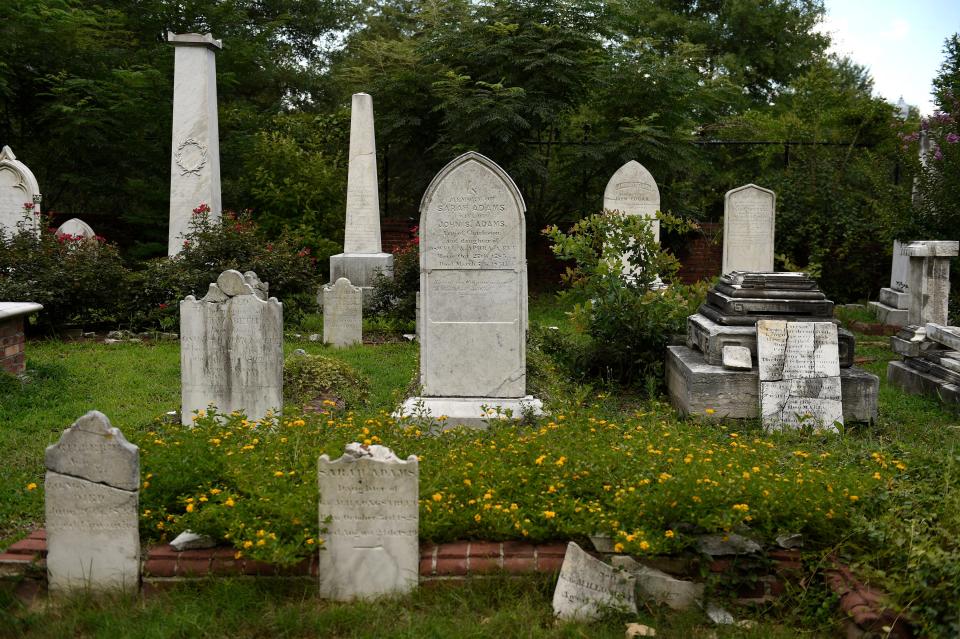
2, 575, 827, 639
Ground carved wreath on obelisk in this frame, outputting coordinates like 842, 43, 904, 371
174, 138, 208, 176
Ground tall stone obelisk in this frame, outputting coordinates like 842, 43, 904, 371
168, 32, 223, 256
329, 93, 393, 300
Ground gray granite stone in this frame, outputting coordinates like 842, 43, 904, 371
168, 32, 222, 256
722, 345, 752, 370
317, 448, 419, 601
757, 321, 842, 431
706, 290, 834, 318
904, 240, 960, 258
45, 412, 139, 593
888, 359, 960, 409
878, 287, 910, 309
323, 278, 362, 348
721, 271, 819, 291
722, 184, 775, 275
552, 542, 636, 621
603, 160, 661, 243
180, 270, 283, 423
869, 301, 909, 327
0, 145, 41, 237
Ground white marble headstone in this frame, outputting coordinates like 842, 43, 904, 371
603, 160, 661, 242
323, 277, 362, 348
56, 218, 96, 239
168, 32, 222, 256
722, 184, 775, 275
552, 542, 637, 621
890, 240, 910, 292
757, 320, 842, 432
317, 446, 419, 600
45, 411, 140, 592
0, 145, 41, 237
180, 269, 283, 423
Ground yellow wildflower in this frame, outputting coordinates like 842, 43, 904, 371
25, 482, 37, 491
432, 493, 443, 502
543, 511, 556, 519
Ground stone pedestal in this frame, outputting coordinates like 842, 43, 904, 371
0, 302, 42, 374
870, 241, 914, 327
168, 32, 222, 256
329, 252, 394, 303
905, 240, 958, 326
397, 395, 544, 429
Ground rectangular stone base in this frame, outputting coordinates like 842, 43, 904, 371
396, 396, 543, 429
878, 287, 909, 309
868, 301, 908, 327
887, 360, 960, 409
329, 253, 394, 290
666, 346, 878, 422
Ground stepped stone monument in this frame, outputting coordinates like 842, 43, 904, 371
398, 152, 541, 427
168, 32, 222, 256
722, 184, 775, 274
869, 241, 911, 326
317, 444, 419, 600
0, 145, 41, 236
889, 323, 960, 409
56, 218, 96, 239
329, 93, 393, 302
871, 240, 958, 327
322, 277, 362, 348
667, 272, 878, 422
180, 269, 282, 423
45, 411, 140, 593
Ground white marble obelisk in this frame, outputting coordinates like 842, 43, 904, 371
329, 93, 393, 300
168, 32, 222, 256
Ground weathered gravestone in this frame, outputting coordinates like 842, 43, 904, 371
322, 277, 362, 348
45, 411, 140, 592
168, 32, 222, 256
317, 445, 419, 600
905, 240, 959, 327
721, 184, 775, 275
56, 218, 96, 239
0, 145, 41, 237
329, 93, 393, 299
180, 269, 282, 424
603, 160, 661, 242
552, 542, 637, 621
757, 320, 842, 432
398, 152, 541, 426
870, 240, 912, 327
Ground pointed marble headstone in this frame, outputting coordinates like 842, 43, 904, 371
56, 218, 96, 239
168, 32, 222, 256
45, 411, 140, 593
323, 277, 363, 348
603, 160, 661, 242
0, 145, 41, 237
329, 93, 393, 297
722, 184, 775, 274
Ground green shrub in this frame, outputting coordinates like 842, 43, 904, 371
283, 354, 370, 409
543, 211, 706, 389
0, 211, 130, 331
369, 231, 419, 327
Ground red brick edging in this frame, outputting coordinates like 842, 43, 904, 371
825, 561, 912, 639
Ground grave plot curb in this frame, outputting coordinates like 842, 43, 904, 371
825, 560, 912, 639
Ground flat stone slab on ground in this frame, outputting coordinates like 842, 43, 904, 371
552, 542, 637, 621
888, 359, 960, 409
396, 396, 543, 430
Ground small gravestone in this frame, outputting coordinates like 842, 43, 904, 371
552, 542, 637, 621
721, 184, 775, 275
757, 320, 842, 431
603, 160, 661, 242
317, 445, 419, 600
45, 411, 140, 592
56, 218, 96, 239
180, 269, 283, 423
322, 278, 362, 348
168, 32, 223, 256
0, 145, 41, 237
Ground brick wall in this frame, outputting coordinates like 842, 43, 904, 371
0, 317, 26, 374
381, 218, 418, 254
676, 222, 722, 284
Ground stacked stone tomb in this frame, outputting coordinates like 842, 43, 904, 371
887, 323, 960, 409
666, 271, 879, 422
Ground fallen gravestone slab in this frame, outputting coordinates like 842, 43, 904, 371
552, 542, 637, 621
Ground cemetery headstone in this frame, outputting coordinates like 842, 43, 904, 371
168, 32, 222, 256
721, 184, 775, 274
552, 542, 637, 621
0, 145, 41, 236
398, 151, 541, 426
329, 93, 393, 299
322, 277, 362, 348
180, 269, 282, 424
317, 444, 419, 600
56, 218, 96, 239
45, 411, 140, 592
905, 240, 959, 326
869, 240, 912, 326
603, 160, 661, 242
757, 320, 842, 431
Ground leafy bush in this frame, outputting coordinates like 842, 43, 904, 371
0, 211, 129, 331
126, 206, 321, 329
283, 354, 370, 409
369, 231, 419, 328
543, 211, 706, 388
